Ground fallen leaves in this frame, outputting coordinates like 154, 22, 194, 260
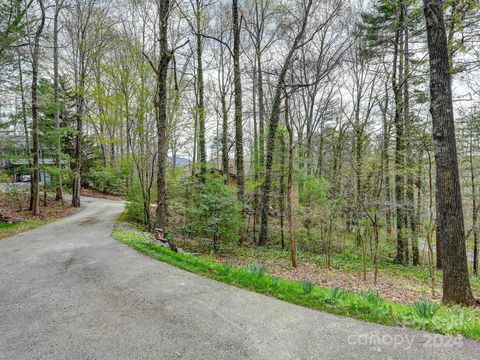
0, 192, 75, 238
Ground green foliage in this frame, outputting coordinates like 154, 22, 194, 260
359, 289, 384, 308
125, 186, 147, 225
8, 185, 26, 211
247, 264, 267, 279
414, 300, 440, 320
325, 287, 346, 304
0, 172, 9, 183
300, 279, 315, 295
221, 262, 233, 275
85, 166, 129, 195
0, 219, 47, 239
298, 176, 329, 204
0, 1, 30, 62
180, 174, 243, 249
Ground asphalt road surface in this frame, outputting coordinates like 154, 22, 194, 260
1, 196, 479, 359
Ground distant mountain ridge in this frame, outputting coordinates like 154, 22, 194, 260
168, 156, 190, 167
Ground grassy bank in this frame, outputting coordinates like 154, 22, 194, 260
114, 225, 480, 341
0, 220, 49, 239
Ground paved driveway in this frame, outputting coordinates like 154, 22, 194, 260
0, 197, 478, 359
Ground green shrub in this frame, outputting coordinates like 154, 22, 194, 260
85, 168, 128, 195
325, 287, 346, 304
359, 289, 383, 307
125, 186, 148, 226
300, 279, 315, 295
414, 300, 439, 320
0, 172, 10, 183
181, 174, 243, 250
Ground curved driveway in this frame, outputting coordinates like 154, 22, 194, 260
0, 197, 479, 359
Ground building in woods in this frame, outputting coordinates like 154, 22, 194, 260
0, 157, 66, 183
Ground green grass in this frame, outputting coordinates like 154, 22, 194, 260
0, 220, 47, 239
114, 226, 480, 341
179, 239, 480, 296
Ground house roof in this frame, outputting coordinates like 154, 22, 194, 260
5, 158, 68, 166
9, 159, 29, 166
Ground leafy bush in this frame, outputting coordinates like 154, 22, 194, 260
124, 185, 152, 227
298, 176, 329, 204
85, 168, 128, 195
300, 279, 315, 295
359, 289, 383, 307
0, 172, 10, 183
325, 287, 346, 304
414, 300, 439, 320
182, 174, 243, 250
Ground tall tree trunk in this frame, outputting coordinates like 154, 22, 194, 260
30, 0, 46, 216
54, 0, 64, 203
284, 89, 296, 267
254, 1, 266, 170
196, 0, 206, 171
233, 0, 244, 204
416, 142, 424, 265
72, 56, 85, 208
154, 0, 172, 231
18, 52, 29, 154
221, 91, 229, 173
316, 127, 324, 178
259, 0, 312, 246
381, 81, 392, 235
252, 62, 259, 242
279, 130, 286, 250
393, 4, 406, 264
220, 53, 229, 174
403, 14, 419, 265
423, 0, 474, 305
471, 136, 478, 275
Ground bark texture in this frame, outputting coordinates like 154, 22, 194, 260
30, 0, 46, 215
154, 0, 172, 231
233, 0, 245, 203
423, 0, 474, 305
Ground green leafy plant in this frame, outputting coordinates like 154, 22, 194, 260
325, 287, 345, 304
270, 276, 280, 288
181, 174, 243, 250
125, 186, 148, 226
300, 279, 315, 295
247, 264, 267, 279
414, 300, 439, 320
221, 262, 233, 275
359, 289, 383, 307
85, 167, 129, 195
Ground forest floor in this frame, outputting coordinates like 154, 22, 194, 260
0, 191, 75, 239
178, 239, 480, 306
80, 185, 124, 201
